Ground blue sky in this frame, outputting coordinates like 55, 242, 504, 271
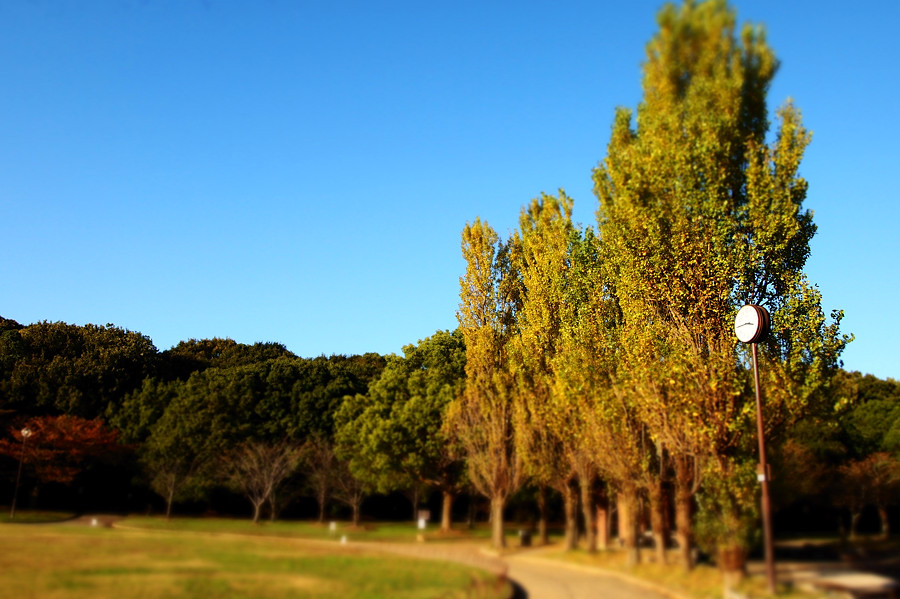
1, 1, 897, 380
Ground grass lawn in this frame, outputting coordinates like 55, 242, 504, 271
119, 515, 484, 542
0, 521, 510, 599
0, 510, 77, 524
118, 515, 541, 545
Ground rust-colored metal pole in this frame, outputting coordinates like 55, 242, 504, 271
752, 342, 776, 594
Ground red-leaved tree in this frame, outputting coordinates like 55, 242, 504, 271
0, 415, 121, 485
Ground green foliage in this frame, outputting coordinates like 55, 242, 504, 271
161, 338, 295, 380
843, 373, 900, 456
291, 354, 387, 438
592, 0, 848, 555
112, 351, 386, 443
106, 348, 385, 516
509, 192, 578, 489
335, 330, 467, 496
694, 458, 761, 555
109, 377, 182, 443
449, 218, 523, 548
0, 320, 160, 419
0, 317, 25, 388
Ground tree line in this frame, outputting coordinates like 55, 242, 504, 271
440, 0, 883, 581
0, 317, 390, 522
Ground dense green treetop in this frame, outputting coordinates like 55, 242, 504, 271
841, 372, 900, 457
113, 352, 387, 445
336, 329, 466, 494
0, 319, 160, 419
161, 338, 295, 380
0, 313, 387, 448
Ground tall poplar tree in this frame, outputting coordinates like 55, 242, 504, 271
549, 228, 642, 557
447, 218, 522, 549
509, 192, 585, 550
594, 0, 848, 571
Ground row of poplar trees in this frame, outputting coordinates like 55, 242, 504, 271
447, 0, 849, 572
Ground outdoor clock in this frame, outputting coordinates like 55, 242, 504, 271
734, 304, 770, 344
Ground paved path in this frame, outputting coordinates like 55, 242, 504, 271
505, 552, 676, 599
369, 541, 675, 599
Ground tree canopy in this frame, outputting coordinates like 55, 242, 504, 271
592, 0, 849, 560
335, 329, 467, 531
0, 320, 159, 419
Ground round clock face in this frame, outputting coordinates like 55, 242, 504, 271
735, 305, 769, 343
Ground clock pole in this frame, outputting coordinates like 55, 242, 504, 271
752, 340, 776, 594
735, 304, 776, 594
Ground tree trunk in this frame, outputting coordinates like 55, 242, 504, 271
441, 490, 454, 533
850, 509, 862, 539
674, 455, 694, 570
618, 482, 640, 566
166, 485, 174, 521
410, 486, 420, 521
269, 490, 282, 522
580, 475, 597, 553
596, 501, 609, 550
490, 494, 506, 549
317, 490, 326, 523
718, 544, 747, 590
252, 500, 263, 524
537, 486, 549, 545
878, 505, 890, 539
648, 478, 668, 564
616, 489, 628, 544
562, 483, 578, 551
352, 501, 361, 527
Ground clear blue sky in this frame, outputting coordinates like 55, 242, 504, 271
1, 1, 897, 380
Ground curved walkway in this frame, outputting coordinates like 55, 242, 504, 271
505, 551, 681, 599
370, 541, 676, 599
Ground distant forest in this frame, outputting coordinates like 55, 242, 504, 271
0, 316, 393, 520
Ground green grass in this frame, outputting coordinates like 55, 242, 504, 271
0, 521, 510, 599
120, 515, 508, 543
0, 509, 77, 523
